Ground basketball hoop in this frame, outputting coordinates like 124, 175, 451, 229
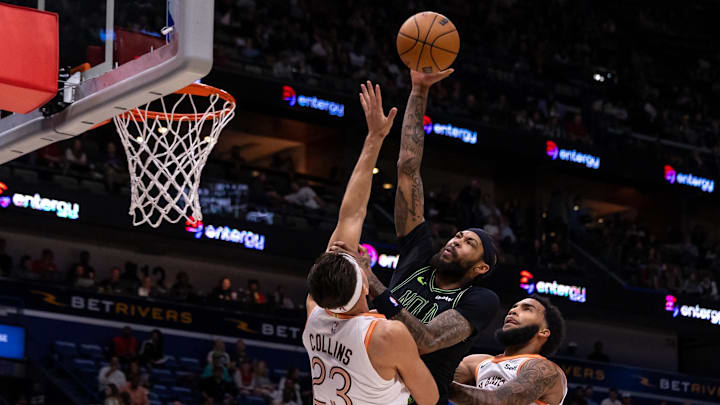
113, 83, 236, 228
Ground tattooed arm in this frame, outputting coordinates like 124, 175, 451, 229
395, 69, 453, 237
449, 358, 565, 405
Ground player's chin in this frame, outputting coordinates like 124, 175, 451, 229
502, 322, 519, 330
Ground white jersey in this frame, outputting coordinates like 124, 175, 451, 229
474, 354, 567, 405
302, 307, 409, 405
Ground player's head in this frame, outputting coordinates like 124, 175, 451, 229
495, 294, 566, 356
431, 229, 498, 283
307, 252, 369, 312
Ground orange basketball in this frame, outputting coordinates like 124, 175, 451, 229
396, 11, 460, 73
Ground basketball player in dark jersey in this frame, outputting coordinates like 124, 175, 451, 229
328, 68, 500, 405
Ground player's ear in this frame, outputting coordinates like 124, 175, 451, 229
538, 328, 551, 339
472, 261, 490, 277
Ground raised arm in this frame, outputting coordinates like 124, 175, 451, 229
395, 69, 453, 237
326, 81, 397, 251
449, 358, 565, 405
370, 320, 439, 405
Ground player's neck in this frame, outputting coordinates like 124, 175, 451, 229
433, 271, 470, 290
502, 342, 542, 357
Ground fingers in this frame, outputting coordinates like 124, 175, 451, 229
358, 245, 367, 254
375, 83, 382, 107
366, 80, 376, 103
360, 83, 371, 107
359, 93, 368, 114
386, 107, 398, 126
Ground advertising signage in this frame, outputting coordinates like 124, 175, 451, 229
664, 165, 714, 193
545, 140, 600, 170
665, 295, 720, 326
423, 115, 477, 145
0, 181, 80, 220
185, 218, 266, 251
519, 271, 587, 303
282, 85, 345, 117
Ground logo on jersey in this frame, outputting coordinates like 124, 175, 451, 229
389, 296, 400, 307
503, 363, 519, 371
417, 276, 427, 285
477, 376, 507, 390
435, 295, 453, 302
330, 321, 339, 335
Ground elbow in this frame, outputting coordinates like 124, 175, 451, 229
416, 388, 440, 405
397, 156, 418, 174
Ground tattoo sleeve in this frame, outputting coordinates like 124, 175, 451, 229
449, 359, 561, 405
395, 88, 428, 237
392, 308, 472, 354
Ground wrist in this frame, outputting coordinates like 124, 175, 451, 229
411, 84, 430, 95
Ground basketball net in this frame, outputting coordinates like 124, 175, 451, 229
113, 83, 236, 228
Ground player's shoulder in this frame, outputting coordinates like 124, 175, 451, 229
457, 285, 500, 305
520, 357, 564, 377
461, 353, 493, 367
368, 319, 413, 347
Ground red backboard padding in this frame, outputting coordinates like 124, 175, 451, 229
0, 3, 58, 114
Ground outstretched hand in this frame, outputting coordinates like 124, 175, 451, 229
360, 80, 398, 138
411, 68, 454, 89
328, 241, 372, 271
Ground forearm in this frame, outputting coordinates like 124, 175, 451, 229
395, 86, 429, 236
450, 382, 506, 405
337, 136, 384, 221
390, 309, 437, 354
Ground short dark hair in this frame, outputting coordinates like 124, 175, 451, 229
307, 252, 357, 309
529, 294, 566, 356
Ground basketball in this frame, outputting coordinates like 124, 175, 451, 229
396, 11, 460, 73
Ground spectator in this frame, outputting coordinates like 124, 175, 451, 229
234, 360, 256, 395
206, 339, 231, 368
252, 361, 276, 399
151, 267, 168, 295
38, 143, 63, 168
620, 393, 631, 405
584, 386, 599, 405
0, 239, 12, 276
566, 113, 591, 144
277, 368, 302, 405
600, 389, 621, 405
32, 249, 58, 279
247, 279, 267, 305
74, 265, 96, 289
543, 242, 576, 271
284, 180, 324, 210
588, 341, 610, 363
562, 341, 579, 357
29, 382, 45, 405
122, 375, 148, 405
103, 141, 128, 192
202, 352, 232, 383
232, 339, 250, 365
169, 271, 195, 300
65, 139, 89, 172
75, 250, 95, 276
16, 255, 34, 279
137, 275, 156, 297
98, 357, 127, 392
127, 360, 150, 388
212, 277, 237, 301
483, 215, 501, 239
700, 273, 719, 299
99, 267, 124, 294
200, 366, 237, 405
112, 326, 139, 364
682, 271, 703, 295
140, 329, 165, 366
104, 383, 122, 405
272, 286, 295, 309
272, 377, 301, 405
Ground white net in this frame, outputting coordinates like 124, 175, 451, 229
113, 84, 236, 227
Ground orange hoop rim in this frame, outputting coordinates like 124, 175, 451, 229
122, 83, 236, 122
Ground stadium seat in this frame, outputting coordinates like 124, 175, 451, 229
79, 343, 104, 360
72, 358, 96, 374
150, 368, 175, 385
163, 355, 177, 369
179, 357, 201, 372
54, 341, 78, 357
241, 396, 268, 405
170, 386, 194, 403
152, 385, 169, 401
174, 370, 194, 387
148, 391, 160, 401
53, 174, 80, 189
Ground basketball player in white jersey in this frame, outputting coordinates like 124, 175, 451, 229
449, 294, 568, 405
303, 81, 439, 405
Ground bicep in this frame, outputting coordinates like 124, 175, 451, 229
394, 326, 439, 405
424, 309, 473, 352
454, 354, 491, 385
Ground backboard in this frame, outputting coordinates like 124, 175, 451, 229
0, 0, 214, 164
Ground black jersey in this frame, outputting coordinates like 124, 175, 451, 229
389, 222, 499, 405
